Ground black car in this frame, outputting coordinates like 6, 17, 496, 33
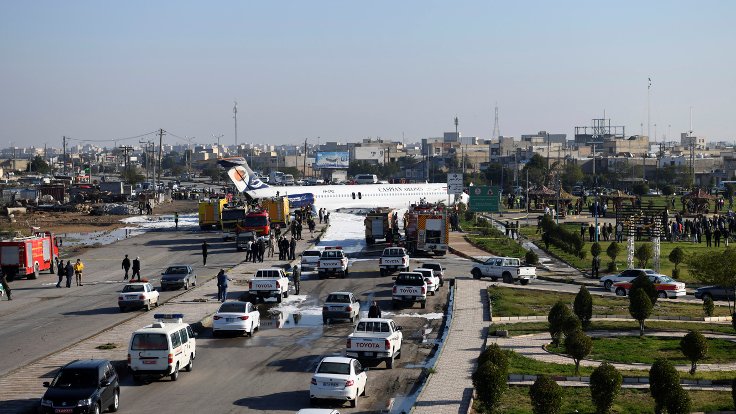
41, 359, 119, 414
160, 265, 197, 291
694, 285, 735, 301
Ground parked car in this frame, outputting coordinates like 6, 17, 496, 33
118, 282, 159, 312
420, 262, 445, 286
599, 268, 655, 291
212, 301, 261, 337
694, 285, 736, 302
612, 275, 686, 299
160, 265, 197, 291
413, 268, 440, 295
309, 357, 367, 408
322, 291, 360, 324
40, 359, 120, 414
301, 248, 323, 271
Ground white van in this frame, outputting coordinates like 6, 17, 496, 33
355, 174, 378, 184
128, 313, 197, 382
283, 174, 295, 186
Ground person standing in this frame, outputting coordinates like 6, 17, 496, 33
201, 241, 208, 266
251, 240, 259, 263
131, 257, 142, 281
174, 212, 179, 230
245, 240, 252, 262
368, 301, 381, 318
258, 239, 265, 263
65, 261, 74, 288
289, 237, 297, 261
56, 259, 65, 288
122, 254, 131, 281
268, 234, 275, 258
216, 269, 232, 302
325, 212, 330, 224
292, 264, 301, 295
73, 259, 85, 286
0, 269, 11, 300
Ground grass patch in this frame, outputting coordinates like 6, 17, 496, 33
95, 343, 117, 350
505, 350, 736, 381
492, 320, 736, 336
489, 285, 732, 318
477, 385, 735, 414
461, 216, 528, 259
520, 224, 730, 284
547, 336, 736, 365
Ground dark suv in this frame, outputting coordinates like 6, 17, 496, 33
40, 359, 120, 414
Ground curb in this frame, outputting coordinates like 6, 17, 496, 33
490, 314, 733, 323
507, 374, 733, 388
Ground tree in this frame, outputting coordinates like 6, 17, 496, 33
573, 286, 593, 329
680, 330, 708, 375
523, 153, 548, 187
561, 314, 582, 337
28, 155, 51, 174
121, 167, 145, 185
548, 301, 572, 346
590, 362, 622, 414
631, 274, 659, 305
473, 344, 508, 410
703, 296, 715, 317
649, 358, 681, 414
477, 343, 509, 372
632, 182, 650, 196
606, 242, 620, 272
564, 329, 592, 375
629, 288, 653, 336
669, 247, 685, 279
529, 375, 563, 414
665, 385, 692, 414
687, 248, 736, 313
591, 242, 602, 258
661, 184, 674, 196
525, 250, 539, 265
561, 163, 584, 189
634, 243, 653, 268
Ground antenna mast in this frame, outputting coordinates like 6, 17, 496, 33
492, 103, 500, 140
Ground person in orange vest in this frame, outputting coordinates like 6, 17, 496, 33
73, 259, 85, 286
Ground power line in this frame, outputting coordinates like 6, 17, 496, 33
64, 130, 159, 143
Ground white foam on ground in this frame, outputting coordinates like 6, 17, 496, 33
318, 212, 366, 254
382, 311, 444, 320
121, 212, 198, 229
269, 295, 323, 316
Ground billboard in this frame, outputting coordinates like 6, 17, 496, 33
314, 151, 349, 169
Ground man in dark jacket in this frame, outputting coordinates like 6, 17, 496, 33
368, 301, 381, 318
202, 241, 208, 266
131, 257, 141, 281
216, 269, 232, 302
65, 261, 74, 288
56, 259, 65, 288
292, 264, 301, 295
0, 269, 11, 300
289, 238, 297, 261
122, 254, 131, 281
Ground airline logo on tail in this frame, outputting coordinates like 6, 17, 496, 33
220, 158, 269, 192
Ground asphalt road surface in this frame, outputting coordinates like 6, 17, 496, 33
0, 228, 249, 377
115, 256, 469, 414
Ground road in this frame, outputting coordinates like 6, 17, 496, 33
0, 227, 249, 377
115, 255, 471, 413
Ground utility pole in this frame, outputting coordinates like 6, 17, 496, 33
303, 138, 308, 178
63, 136, 67, 174
454, 116, 460, 173
233, 101, 238, 148
157, 129, 164, 188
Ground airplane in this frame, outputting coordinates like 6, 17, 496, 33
219, 158, 465, 210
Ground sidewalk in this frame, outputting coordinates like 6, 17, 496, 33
413, 278, 489, 414
0, 224, 326, 414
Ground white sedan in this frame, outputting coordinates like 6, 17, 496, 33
212, 301, 261, 337
414, 268, 440, 295
310, 357, 367, 408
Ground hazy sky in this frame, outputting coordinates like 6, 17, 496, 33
1, 1, 734, 148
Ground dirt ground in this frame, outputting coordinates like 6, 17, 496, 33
3, 199, 200, 234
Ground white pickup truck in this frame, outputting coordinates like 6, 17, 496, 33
318, 247, 349, 279
379, 247, 410, 276
391, 272, 427, 309
346, 318, 403, 369
471, 256, 536, 285
249, 268, 290, 303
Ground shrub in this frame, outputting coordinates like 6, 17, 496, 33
703, 296, 715, 317
606, 242, 620, 272
591, 242, 602, 258
732, 378, 736, 413
669, 247, 685, 272
629, 288, 653, 337
472, 360, 507, 409
631, 274, 659, 305
573, 285, 593, 329
548, 301, 572, 346
662, 185, 674, 196
525, 250, 539, 265
733, 312, 736, 333
680, 330, 708, 375
564, 329, 593, 375
561, 314, 582, 337
665, 385, 692, 414
590, 362, 622, 414
649, 358, 681, 414
539, 216, 585, 258
477, 343, 509, 372
632, 182, 649, 196
529, 375, 563, 414
635, 243, 654, 268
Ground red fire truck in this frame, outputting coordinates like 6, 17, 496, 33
235, 209, 271, 237
0, 231, 59, 281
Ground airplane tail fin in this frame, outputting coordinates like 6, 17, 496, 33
223, 159, 269, 193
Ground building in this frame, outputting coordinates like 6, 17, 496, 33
680, 133, 706, 150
